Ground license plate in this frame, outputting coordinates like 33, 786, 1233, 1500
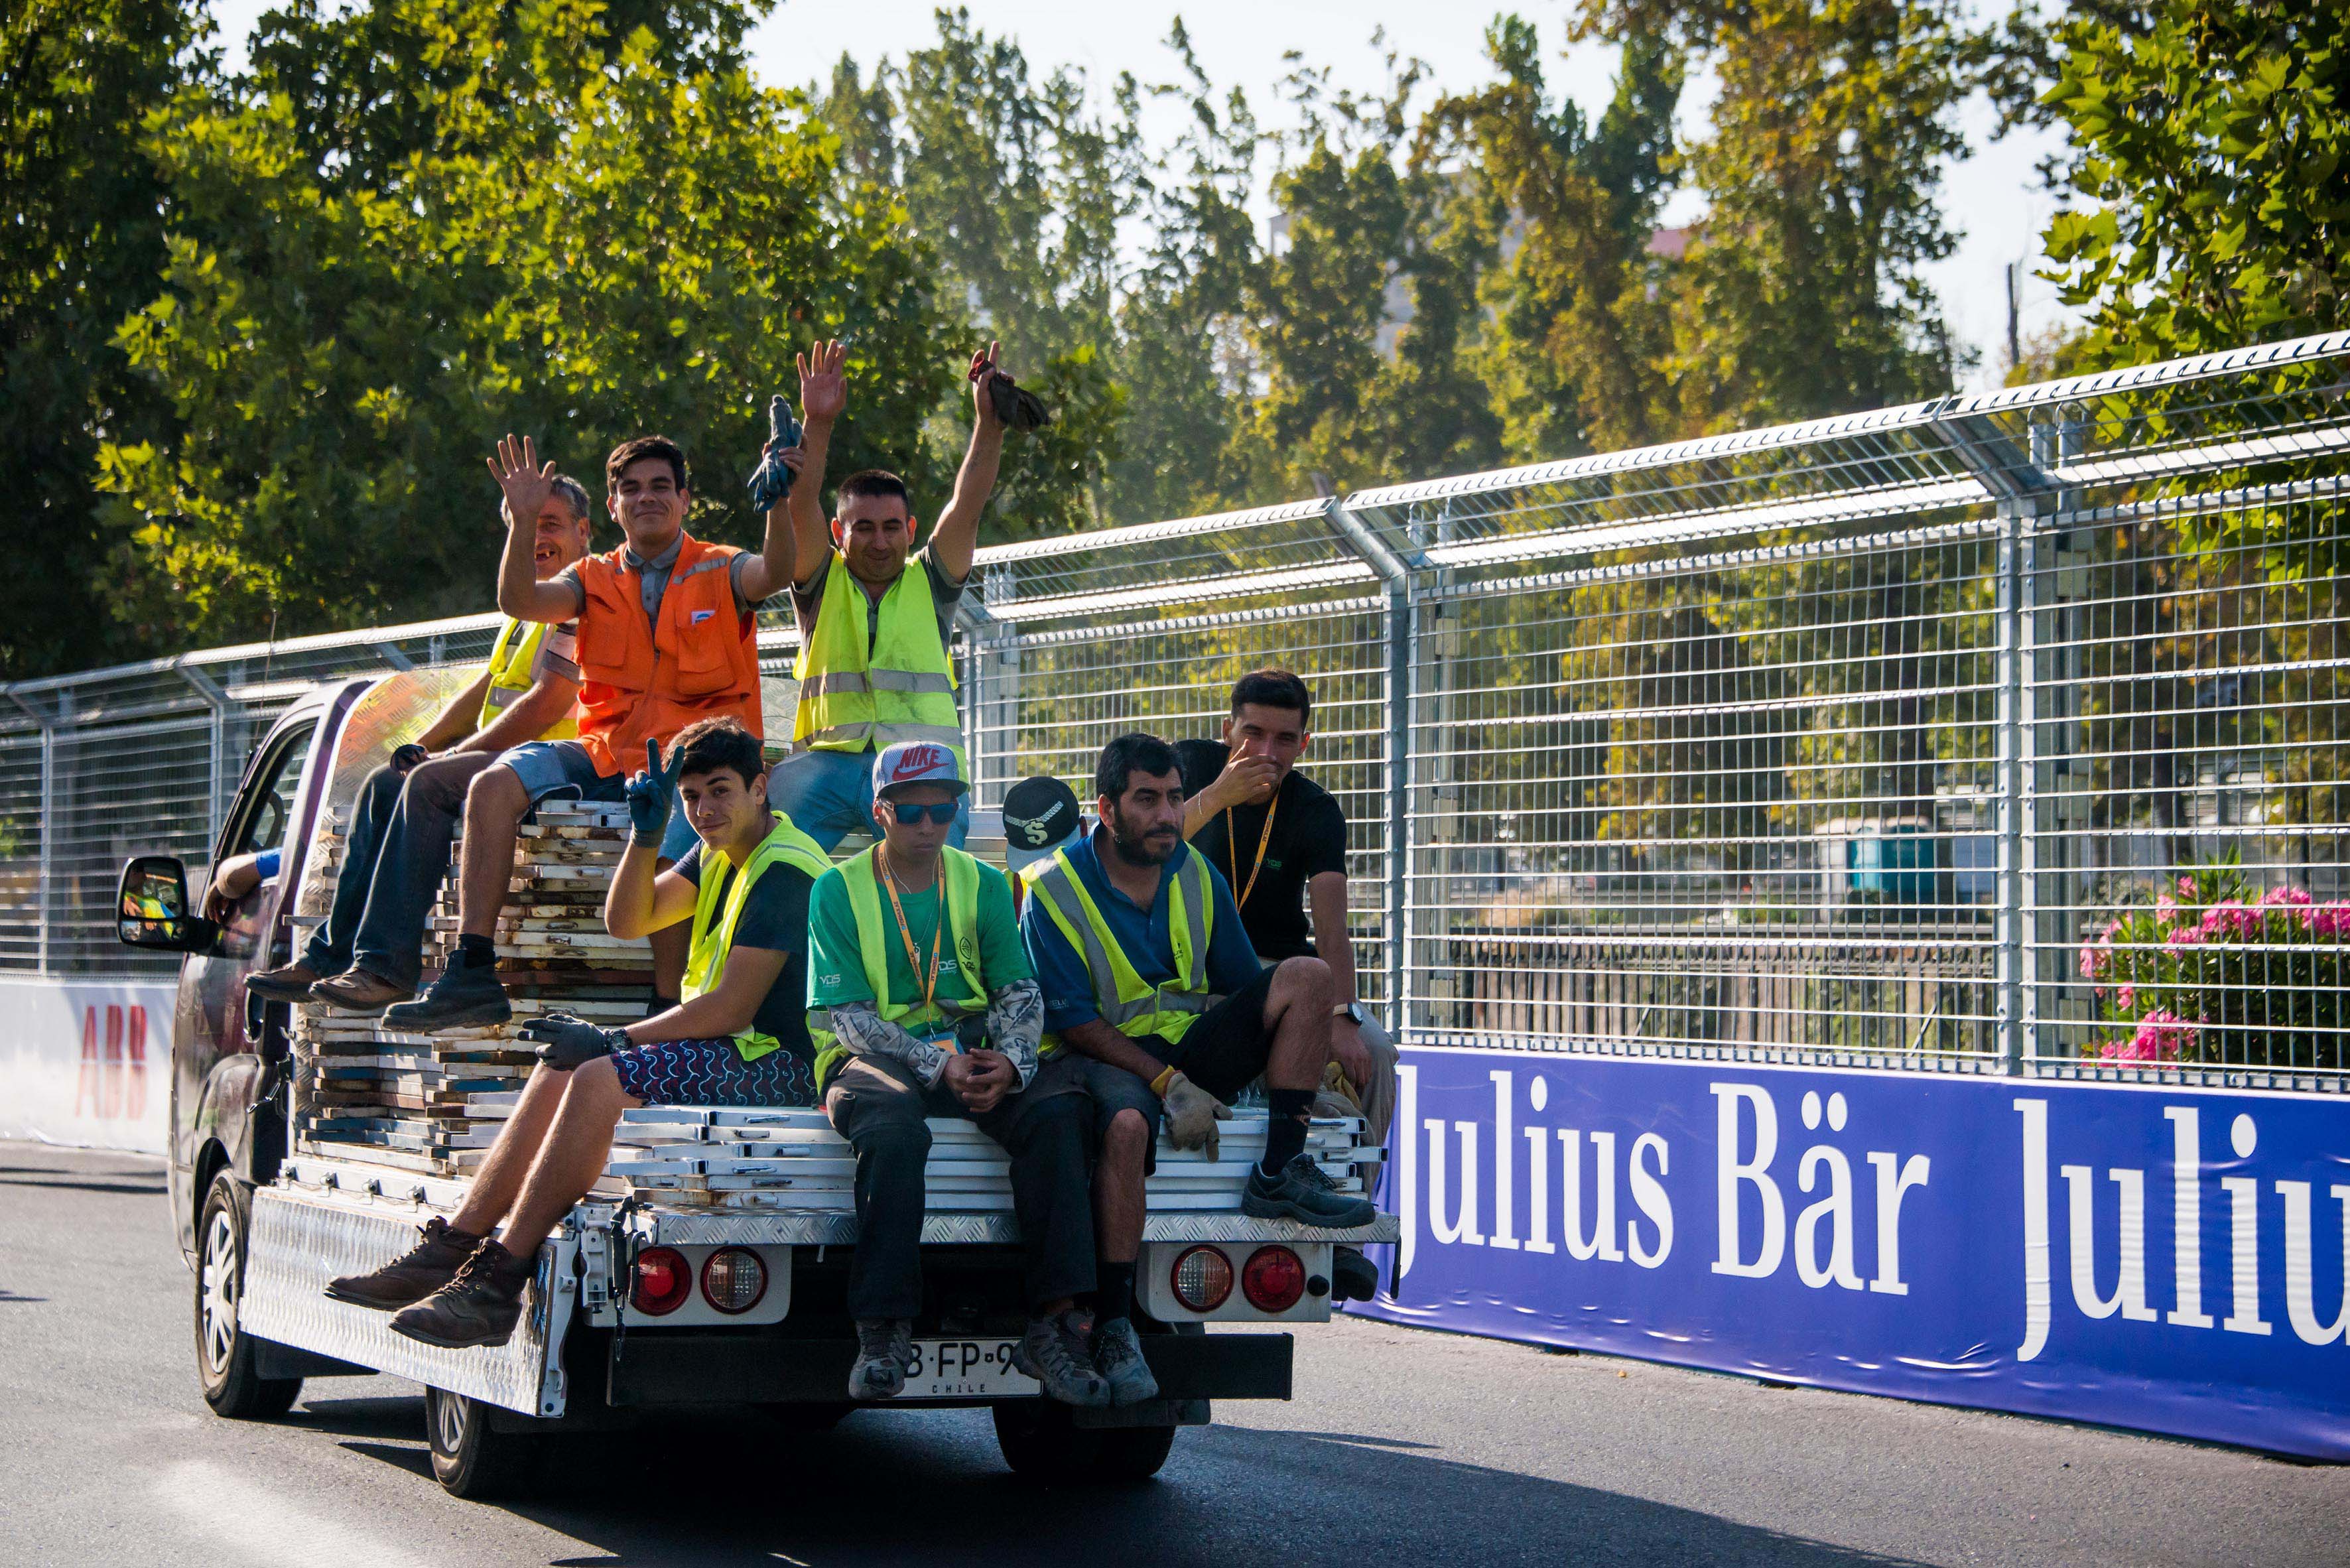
901, 1337, 1039, 1400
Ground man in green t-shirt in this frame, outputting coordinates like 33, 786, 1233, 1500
806, 742, 1123, 1409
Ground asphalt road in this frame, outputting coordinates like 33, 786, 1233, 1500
3, 1140, 2341, 1568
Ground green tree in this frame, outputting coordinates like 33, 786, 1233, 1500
2038, 0, 2347, 365
1583, 0, 1992, 430
0, 0, 198, 679
99, 0, 954, 649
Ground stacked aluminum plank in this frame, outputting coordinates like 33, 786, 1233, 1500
608, 1105, 1382, 1212
291, 800, 649, 1175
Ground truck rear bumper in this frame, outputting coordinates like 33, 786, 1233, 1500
608, 1329, 1293, 1408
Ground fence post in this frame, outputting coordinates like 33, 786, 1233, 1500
36, 714, 54, 976
176, 660, 234, 858
1321, 497, 1419, 1040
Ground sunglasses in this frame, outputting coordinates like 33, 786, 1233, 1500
886, 800, 958, 826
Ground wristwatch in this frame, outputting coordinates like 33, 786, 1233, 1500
1332, 1002, 1366, 1025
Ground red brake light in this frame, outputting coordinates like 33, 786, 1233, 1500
631, 1246, 690, 1315
700, 1246, 767, 1314
1241, 1245, 1305, 1313
1169, 1245, 1234, 1312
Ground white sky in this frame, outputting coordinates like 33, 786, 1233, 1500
206, 0, 2078, 391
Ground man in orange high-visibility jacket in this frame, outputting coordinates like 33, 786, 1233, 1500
370, 417, 810, 1032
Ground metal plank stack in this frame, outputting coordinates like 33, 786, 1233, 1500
289, 799, 652, 1176
608, 1105, 1381, 1212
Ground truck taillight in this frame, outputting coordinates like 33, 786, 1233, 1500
631, 1246, 690, 1315
1170, 1245, 1233, 1312
700, 1247, 767, 1314
1241, 1246, 1305, 1313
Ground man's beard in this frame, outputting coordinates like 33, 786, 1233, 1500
1106, 808, 1178, 866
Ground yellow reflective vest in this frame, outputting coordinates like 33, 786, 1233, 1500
791, 554, 963, 765
477, 616, 578, 740
806, 844, 989, 1089
1021, 845, 1220, 1057
680, 813, 833, 1062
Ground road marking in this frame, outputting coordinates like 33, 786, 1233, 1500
153, 1460, 438, 1568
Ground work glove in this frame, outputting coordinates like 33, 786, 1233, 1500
389, 743, 429, 775
625, 737, 684, 846
1159, 1071, 1233, 1159
519, 1013, 627, 1071
746, 395, 803, 513
985, 369, 1051, 433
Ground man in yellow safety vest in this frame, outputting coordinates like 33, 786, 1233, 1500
246, 476, 594, 1004
1020, 735, 1374, 1377
328, 716, 832, 1349
803, 741, 1114, 1407
762, 340, 1023, 849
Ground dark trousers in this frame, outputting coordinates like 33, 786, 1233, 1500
298, 761, 406, 974
344, 751, 494, 987
824, 1054, 1095, 1320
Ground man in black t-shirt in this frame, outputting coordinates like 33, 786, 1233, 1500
1179, 669, 1396, 1152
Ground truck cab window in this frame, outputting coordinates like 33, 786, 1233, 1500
226, 722, 316, 862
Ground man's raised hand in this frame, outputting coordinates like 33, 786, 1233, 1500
487, 434, 556, 526
624, 736, 685, 846
797, 340, 847, 425
968, 341, 1004, 431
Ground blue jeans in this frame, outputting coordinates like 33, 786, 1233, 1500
766, 748, 970, 852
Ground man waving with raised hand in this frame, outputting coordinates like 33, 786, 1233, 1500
765, 340, 1034, 850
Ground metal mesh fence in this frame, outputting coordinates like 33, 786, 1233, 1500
5, 330, 2346, 1089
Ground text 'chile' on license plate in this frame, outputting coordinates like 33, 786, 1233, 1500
903, 1337, 1039, 1398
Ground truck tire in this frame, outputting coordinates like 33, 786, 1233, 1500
194, 1170, 303, 1419
426, 1388, 547, 1500
990, 1403, 1179, 1482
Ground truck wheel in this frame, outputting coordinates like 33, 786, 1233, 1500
195, 1170, 302, 1419
990, 1404, 1179, 1482
425, 1387, 546, 1500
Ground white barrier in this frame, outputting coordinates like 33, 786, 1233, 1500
0, 976, 176, 1154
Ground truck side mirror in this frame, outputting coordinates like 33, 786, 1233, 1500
116, 855, 219, 953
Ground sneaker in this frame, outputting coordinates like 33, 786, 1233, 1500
388, 1239, 532, 1349
308, 967, 415, 1015
1091, 1316, 1160, 1406
848, 1319, 912, 1400
324, 1215, 480, 1311
382, 960, 511, 1031
1242, 1153, 1376, 1228
1012, 1311, 1110, 1407
246, 962, 327, 1003
1330, 1245, 1380, 1302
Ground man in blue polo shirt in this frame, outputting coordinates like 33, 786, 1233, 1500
1019, 733, 1372, 1362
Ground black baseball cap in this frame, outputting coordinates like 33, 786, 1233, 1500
1002, 775, 1083, 876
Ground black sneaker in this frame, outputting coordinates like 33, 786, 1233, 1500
1330, 1245, 1380, 1301
1242, 1153, 1376, 1228
324, 1215, 480, 1311
383, 960, 511, 1031
1091, 1316, 1160, 1406
387, 1239, 531, 1348
1012, 1311, 1110, 1407
848, 1319, 912, 1400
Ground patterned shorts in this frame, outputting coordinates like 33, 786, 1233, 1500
610, 1037, 818, 1108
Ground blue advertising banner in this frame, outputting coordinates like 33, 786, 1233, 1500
1352, 1047, 2350, 1459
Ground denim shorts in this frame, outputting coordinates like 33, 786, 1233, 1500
497, 740, 696, 860
611, 1037, 818, 1107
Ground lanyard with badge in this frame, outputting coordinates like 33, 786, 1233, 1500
1223, 780, 1279, 910
878, 844, 952, 1049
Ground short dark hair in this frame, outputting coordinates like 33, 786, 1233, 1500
606, 435, 689, 493
836, 470, 911, 509
1094, 733, 1182, 803
667, 717, 763, 789
1231, 667, 1311, 728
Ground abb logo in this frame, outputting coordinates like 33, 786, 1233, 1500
76, 1004, 149, 1121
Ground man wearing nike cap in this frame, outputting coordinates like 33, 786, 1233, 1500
804, 742, 1115, 1408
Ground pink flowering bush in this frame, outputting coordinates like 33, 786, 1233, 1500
2080, 860, 2348, 1070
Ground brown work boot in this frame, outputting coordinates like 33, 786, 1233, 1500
389, 1239, 533, 1349
245, 962, 326, 1003
324, 1215, 481, 1311
309, 966, 415, 1015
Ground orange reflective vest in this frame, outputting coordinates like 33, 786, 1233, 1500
573, 535, 763, 777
